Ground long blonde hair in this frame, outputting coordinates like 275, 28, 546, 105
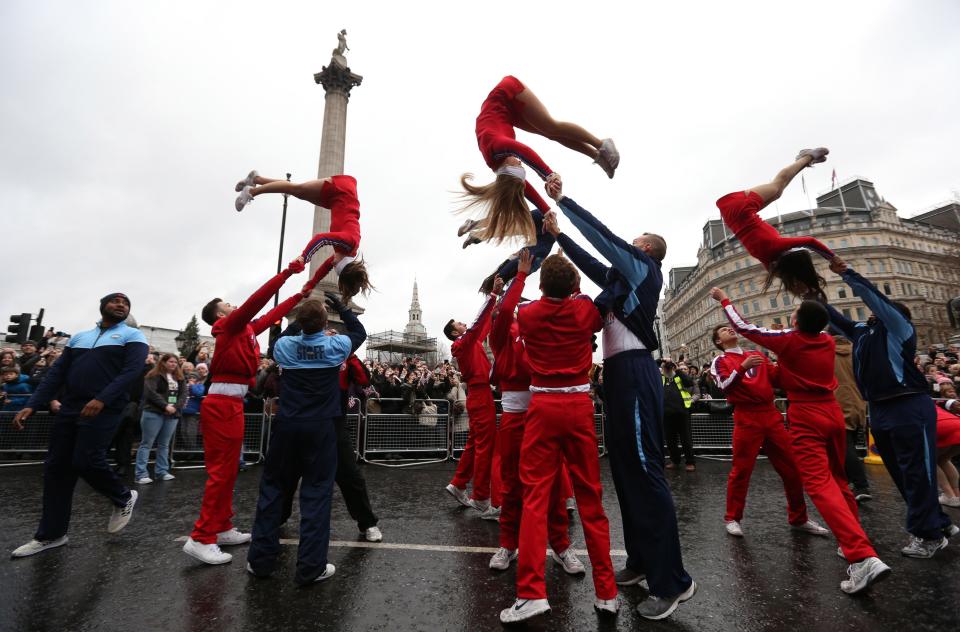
459, 173, 535, 245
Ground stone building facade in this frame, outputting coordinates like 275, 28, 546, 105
661, 179, 960, 368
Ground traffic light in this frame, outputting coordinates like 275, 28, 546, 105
28, 308, 45, 344
5, 313, 30, 344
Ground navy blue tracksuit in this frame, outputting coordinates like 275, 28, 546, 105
247, 309, 365, 584
26, 320, 148, 540
557, 195, 692, 598
827, 268, 952, 540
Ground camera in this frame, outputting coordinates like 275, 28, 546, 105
662, 361, 677, 372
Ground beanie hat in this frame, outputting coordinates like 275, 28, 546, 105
100, 292, 131, 311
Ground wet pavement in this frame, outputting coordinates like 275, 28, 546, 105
1, 458, 959, 632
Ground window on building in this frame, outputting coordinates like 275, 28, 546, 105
860, 237, 868, 245
856, 307, 866, 320
742, 303, 749, 315
769, 297, 778, 308
752, 300, 760, 312
867, 261, 875, 273
739, 281, 745, 294
842, 308, 852, 319
872, 237, 879, 245
840, 238, 849, 248
748, 280, 756, 291
837, 288, 847, 299
883, 282, 892, 295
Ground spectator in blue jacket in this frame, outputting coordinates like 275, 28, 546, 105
825, 257, 956, 559
2, 365, 32, 411
10, 292, 149, 559
179, 371, 206, 451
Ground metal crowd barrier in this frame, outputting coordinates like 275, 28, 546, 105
0, 396, 901, 465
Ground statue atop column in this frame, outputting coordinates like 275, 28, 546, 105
332, 29, 349, 66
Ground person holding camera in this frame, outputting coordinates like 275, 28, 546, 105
661, 360, 696, 472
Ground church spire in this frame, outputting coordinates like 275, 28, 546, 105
404, 277, 427, 339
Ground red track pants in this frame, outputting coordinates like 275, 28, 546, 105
725, 406, 808, 525
517, 392, 616, 600
450, 387, 499, 503
191, 394, 245, 544
498, 410, 570, 552
788, 400, 876, 562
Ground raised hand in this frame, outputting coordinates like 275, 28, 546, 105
543, 211, 561, 237
829, 256, 848, 275
545, 176, 563, 202
287, 256, 306, 274
492, 276, 505, 295
709, 287, 728, 303
517, 248, 533, 275
324, 291, 348, 314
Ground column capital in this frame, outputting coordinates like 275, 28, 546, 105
314, 57, 363, 98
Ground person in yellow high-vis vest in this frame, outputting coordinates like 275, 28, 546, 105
662, 361, 696, 471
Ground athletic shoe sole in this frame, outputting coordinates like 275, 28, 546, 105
615, 571, 647, 587
182, 543, 232, 565
444, 485, 471, 508
638, 580, 697, 621
500, 602, 551, 624
11, 536, 69, 559
841, 563, 891, 594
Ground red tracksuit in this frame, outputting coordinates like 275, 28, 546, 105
711, 348, 807, 525
476, 76, 553, 213
716, 191, 834, 268
190, 264, 317, 544
515, 293, 616, 601
489, 271, 572, 552
721, 299, 877, 562
449, 294, 499, 503
302, 174, 362, 263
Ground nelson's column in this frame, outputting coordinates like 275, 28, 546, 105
310, 30, 363, 313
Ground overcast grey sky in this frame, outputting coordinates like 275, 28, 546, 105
3, 1, 958, 351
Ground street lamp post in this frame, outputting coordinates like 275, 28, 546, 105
273, 173, 292, 308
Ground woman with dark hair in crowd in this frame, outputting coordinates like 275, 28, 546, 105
135, 353, 186, 484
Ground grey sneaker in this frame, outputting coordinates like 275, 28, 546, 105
840, 557, 890, 594
499, 598, 550, 624
468, 498, 491, 513
457, 218, 479, 237
901, 535, 948, 558
479, 505, 500, 521
636, 580, 697, 620
943, 524, 959, 538
796, 147, 829, 166
445, 484, 471, 507
363, 526, 383, 542
489, 547, 517, 571
725, 520, 744, 537
235, 186, 254, 212
550, 548, 586, 575
593, 595, 620, 614
615, 567, 646, 586
462, 234, 482, 249
792, 519, 830, 537
595, 138, 619, 178
235, 170, 258, 192
11, 536, 68, 559
107, 490, 138, 533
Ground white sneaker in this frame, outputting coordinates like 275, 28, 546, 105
468, 498, 491, 513
940, 494, 960, 508
160, 473, 175, 481
489, 547, 517, 570
217, 528, 251, 546
235, 169, 258, 192
565, 497, 576, 514
107, 490, 138, 533
550, 548, 586, 575
11, 536, 68, 558
793, 519, 830, 537
183, 537, 232, 565
235, 186, 254, 212
499, 598, 551, 624
136, 477, 153, 485
796, 147, 830, 166
594, 595, 620, 614
445, 484, 471, 507
311, 563, 336, 583
364, 526, 383, 542
840, 556, 890, 594
480, 506, 501, 522
725, 521, 744, 537
596, 138, 620, 178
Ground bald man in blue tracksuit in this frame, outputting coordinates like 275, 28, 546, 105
247, 294, 365, 584
543, 181, 695, 621
825, 258, 955, 558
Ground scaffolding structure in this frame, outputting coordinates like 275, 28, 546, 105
365, 330, 439, 367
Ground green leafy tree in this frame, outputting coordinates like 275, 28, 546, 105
178, 315, 200, 357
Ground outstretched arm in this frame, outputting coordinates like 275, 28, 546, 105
831, 258, 913, 344
709, 287, 792, 354
490, 254, 530, 353
555, 194, 651, 287
543, 209, 610, 287
222, 257, 306, 333
823, 302, 861, 340
456, 292, 498, 352
777, 235, 835, 261
251, 256, 333, 335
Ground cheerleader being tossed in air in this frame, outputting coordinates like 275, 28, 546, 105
717, 148, 837, 301
458, 76, 618, 292
235, 173, 372, 301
